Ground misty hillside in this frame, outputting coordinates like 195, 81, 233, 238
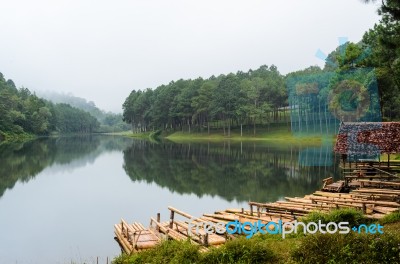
36, 91, 104, 119
36, 91, 130, 132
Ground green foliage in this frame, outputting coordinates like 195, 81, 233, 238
291, 232, 400, 264
361, 0, 400, 119
0, 72, 101, 138
301, 208, 368, 228
113, 237, 276, 264
202, 237, 276, 264
53, 103, 100, 133
380, 211, 400, 224
37, 91, 130, 132
149, 129, 162, 140
122, 65, 287, 135
113, 240, 200, 264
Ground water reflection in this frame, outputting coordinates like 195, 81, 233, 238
0, 136, 341, 263
0, 135, 130, 198
123, 140, 340, 202
0, 136, 340, 202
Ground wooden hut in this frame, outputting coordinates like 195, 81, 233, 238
333, 122, 400, 188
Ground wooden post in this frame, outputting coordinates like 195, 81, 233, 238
204, 233, 209, 246
157, 213, 161, 232
362, 202, 366, 214
169, 210, 175, 229
250, 204, 253, 216
257, 207, 261, 218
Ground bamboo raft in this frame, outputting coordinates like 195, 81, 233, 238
115, 181, 400, 254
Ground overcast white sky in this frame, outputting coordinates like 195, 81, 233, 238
0, 0, 381, 113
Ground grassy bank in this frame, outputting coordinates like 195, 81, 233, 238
119, 124, 334, 144
111, 131, 162, 143
113, 210, 400, 264
106, 131, 152, 139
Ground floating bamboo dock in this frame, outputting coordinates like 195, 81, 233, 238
114, 178, 400, 254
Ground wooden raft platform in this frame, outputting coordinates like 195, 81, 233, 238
114, 206, 297, 254
115, 182, 400, 254
114, 219, 160, 253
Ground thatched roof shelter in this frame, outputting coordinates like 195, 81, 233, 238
334, 122, 400, 155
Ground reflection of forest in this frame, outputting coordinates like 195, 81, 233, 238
123, 140, 341, 202
0, 136, 131, 198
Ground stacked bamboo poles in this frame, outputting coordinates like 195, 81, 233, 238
247, 188, 400, 220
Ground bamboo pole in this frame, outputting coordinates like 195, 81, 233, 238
168, 206, 195, 219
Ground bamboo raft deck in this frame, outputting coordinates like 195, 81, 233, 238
115, 182, 400, 254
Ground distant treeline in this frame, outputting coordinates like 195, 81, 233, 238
0, 73, 99, 138
122, 0, 400, 134
123, 65, 287, 135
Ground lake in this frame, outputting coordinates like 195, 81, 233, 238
0, 135, 340, 263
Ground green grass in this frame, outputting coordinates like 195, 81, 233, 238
291, 231, 400, 264
108, 131, 153, 139
381, 153, 400, 161
112, 236, 291, 264
380, 211, 400, 225
114, 124, 336, 144
300, 208, 369, 227
165, 125, 333, 143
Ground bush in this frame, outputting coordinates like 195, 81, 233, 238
113, 240, 200, 264
113, 237, 277, 264
202, 236, 276, 264
380, 211, 400, 225
291, 232, 400, 264
301, 208, 368, 227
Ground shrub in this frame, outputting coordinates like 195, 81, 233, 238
201, 236, 276, 264
113, 239, 200, 264
301, 208, 368, 227
380, 211, 400, 225
291, 232, 400, 264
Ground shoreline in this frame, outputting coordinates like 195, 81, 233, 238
116, 129, 336, 144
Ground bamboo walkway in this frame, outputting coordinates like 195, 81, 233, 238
114, 180, 400, 254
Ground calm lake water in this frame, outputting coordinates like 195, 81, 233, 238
0, 135, 340, 264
